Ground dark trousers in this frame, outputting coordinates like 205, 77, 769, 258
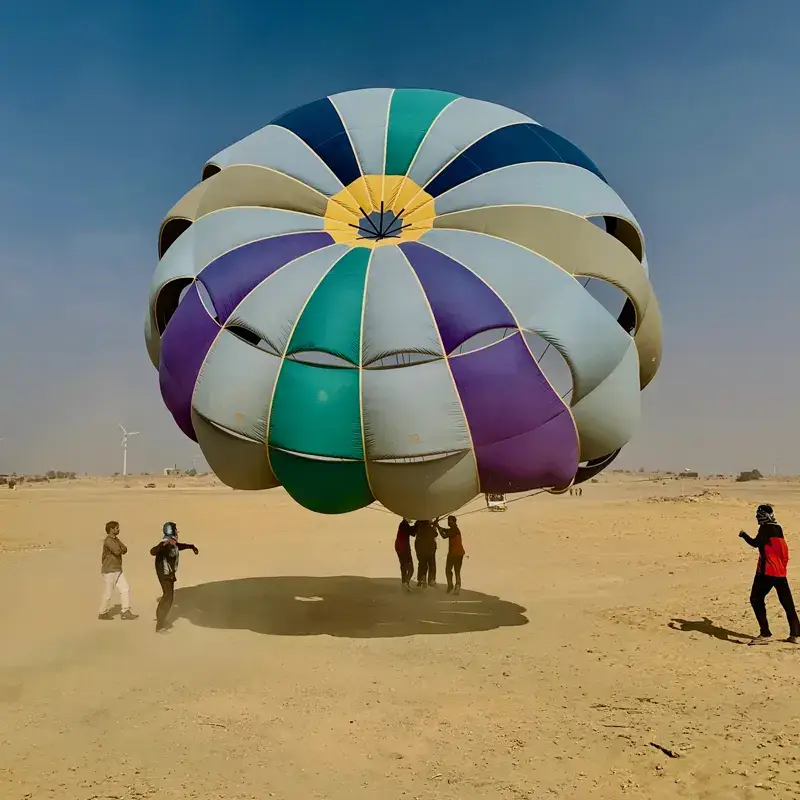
416, 551, 436, 585
445, 555, 464, 588
750, 574, 800, 637
156, 575, 175, 629
397, 551, 414, 584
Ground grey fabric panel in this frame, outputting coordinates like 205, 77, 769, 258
571, 341, 641, 461
149, 224, 199, 307
367, 452, 479, 519
228, 244, 349, 353
329, 88, 393, 176
150, 208, 324, 308
419, 229, 632, 403
192, 329, 282, 442
434, 162, 641, 237
361, 245, 443, 364
144, 308, 160, 369
191, 208, 322, 272
362, 358, 471, 459
206, 124, 344, 196
191, 409, 280, 490
408, 97, 535, 187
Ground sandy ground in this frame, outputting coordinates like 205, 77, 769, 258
2, 475, 800, 800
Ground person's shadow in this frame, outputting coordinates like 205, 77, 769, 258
174, 576, 528, 639
668, 616, 753, 644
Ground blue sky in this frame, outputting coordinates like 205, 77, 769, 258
1, 0, 798, 476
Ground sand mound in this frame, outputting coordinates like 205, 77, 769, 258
646, 489, 725, 504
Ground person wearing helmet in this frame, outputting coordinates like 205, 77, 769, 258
739, 504, 800, 645
150, 522, 199, 633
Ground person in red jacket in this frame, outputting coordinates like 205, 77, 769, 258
740, 504, 800, 645
394, 519, 415, 592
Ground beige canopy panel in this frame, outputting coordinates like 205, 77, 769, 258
158, 165, 329, 258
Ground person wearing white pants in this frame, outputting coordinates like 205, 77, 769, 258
99, 521, 138, 621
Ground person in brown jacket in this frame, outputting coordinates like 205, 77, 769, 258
98, 520, 138, 620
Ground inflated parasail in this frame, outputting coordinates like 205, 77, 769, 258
145, 88, 662, 519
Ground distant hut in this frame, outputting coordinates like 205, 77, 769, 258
736, 469, 763, 483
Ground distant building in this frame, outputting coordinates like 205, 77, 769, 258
736, 469, 763, 483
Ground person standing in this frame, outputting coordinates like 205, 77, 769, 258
150, 522, 199, 633
437, 515, 465, 594
395, 519, 415, 592
413, 520, 438, 587
739, 504, 800, 645
98, 521, 138, 621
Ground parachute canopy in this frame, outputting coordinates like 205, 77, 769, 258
146, 88, 662, 519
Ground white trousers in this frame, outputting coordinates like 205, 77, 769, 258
100, 571, 131, 613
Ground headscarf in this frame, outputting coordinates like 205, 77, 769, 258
756, 505, 777, 525
163, 521, 178, 540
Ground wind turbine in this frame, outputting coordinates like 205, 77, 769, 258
119, 424, 139, 476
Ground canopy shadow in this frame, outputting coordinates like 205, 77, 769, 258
174, 575, 528, 639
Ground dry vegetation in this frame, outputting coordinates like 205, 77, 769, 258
1, 473, 800, 799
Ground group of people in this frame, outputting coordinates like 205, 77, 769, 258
98, 520, 199, 632
394, 516, 466, 593
96, 501, 800, 645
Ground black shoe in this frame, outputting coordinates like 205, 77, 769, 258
98, 612, 113, 621
120, 610, 139, 620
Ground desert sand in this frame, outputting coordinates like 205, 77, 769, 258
1, 474, 800, 799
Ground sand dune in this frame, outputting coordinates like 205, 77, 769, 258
1, 475, 799, 799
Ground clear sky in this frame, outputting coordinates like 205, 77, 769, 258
1, 0, 798, 476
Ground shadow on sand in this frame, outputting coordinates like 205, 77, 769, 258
669, 616, 753, 644
174, 576, 528, 639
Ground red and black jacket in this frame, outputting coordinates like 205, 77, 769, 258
743, 523, 789, 578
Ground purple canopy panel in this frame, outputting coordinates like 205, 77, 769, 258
448, 332, 579, 492
159, 284, 221, 441
399, 241, 516, 353
198, 231, 334, 322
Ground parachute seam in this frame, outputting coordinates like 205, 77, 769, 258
168, 163, 332, 216
262, 249, 353, 476
396, 246, 481, 498
425, 228, 631, 402
188, 243, 344, 458
270, 122, 367, 216
421, 223, 642, 328
327, 94, 378, 213
430, 163, 644, 245
385, 92, 460, 212
153, 222, 333, 312
379, 89, 395, 212
358, 249, 377, 503
246, 125, 346, 193
433, 206, 652, 331
402, 115, 539, 212
412, 240, 580, 489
